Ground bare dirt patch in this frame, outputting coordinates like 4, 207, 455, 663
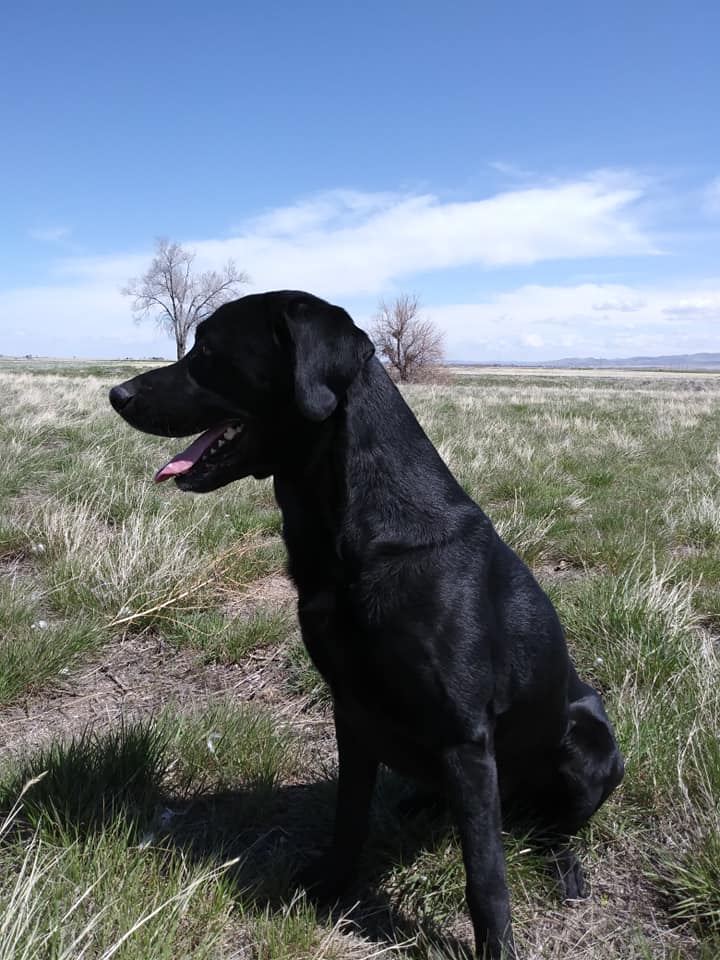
0, 551, 34, 580
536, 559, 589, 583
517, 848, 697, 959
0, 620, 332, 766
222, 572, 297, 618
0, 634, 232, 760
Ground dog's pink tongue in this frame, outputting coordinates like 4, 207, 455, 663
154, 425, 228, 483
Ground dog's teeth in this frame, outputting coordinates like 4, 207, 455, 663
224, 426, 241, 440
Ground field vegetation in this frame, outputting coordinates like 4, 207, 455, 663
1, 359, 719, 958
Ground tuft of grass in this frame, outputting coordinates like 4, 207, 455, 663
238, 893, 322, 960
0, 704, 302, 831
649, 820, 720, 936
664, 469, 720, 549
162, 700, 303, 801
0, 795, 237, 960
673, 491, 720, 548
380, 830, 553, 931
238, 892, 392, 960
0, 579, 104, 706
25, 487, 213, 619
382, 837, 465, 927
493, 493, 557, 563
552, 558, 700, 692
221, 538, 287, 587
0, 722, 169, 831
167, 606, 293, 664
285, 636, 332, 709
552, 559, 720, 813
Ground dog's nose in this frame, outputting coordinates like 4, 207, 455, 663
109, 384, 135, 412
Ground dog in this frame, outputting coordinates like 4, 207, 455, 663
110, 291, 624, 958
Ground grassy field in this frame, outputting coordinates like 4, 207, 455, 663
1, 361, 719, 958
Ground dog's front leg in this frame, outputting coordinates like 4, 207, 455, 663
443, 739, 515, 959
297, 710, 378, 900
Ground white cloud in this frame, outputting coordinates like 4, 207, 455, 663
704, 176, 720, 217
418, 282, 720, 361
662, 295, 720, 320
203, 171, 654, 296
54, 171, 656, 300
4, 171, 712, 360
592, 296, 646, 312
235, 189, 402, 237
0, 283, 172, 358
4, 275, 720, 361
487, 160, 536, 180
28, 225, 71, 242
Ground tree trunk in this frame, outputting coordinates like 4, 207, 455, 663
176, 336, 186, 360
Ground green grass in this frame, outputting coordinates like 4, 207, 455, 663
0, 815, 237, 960
163, 699, 303, 798
237, 894, 326, 960
164, 606, 293, 663
0, 704, 302, 826
0, 709, 360, 960
0, 578, 104, 706
0, 721, 169, 829
649, 819, 720, 936
284, 635, 332, 708
380, 830, 552, 930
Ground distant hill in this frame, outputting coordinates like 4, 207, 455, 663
451, 352, 720, 371
543, 352, 720, 370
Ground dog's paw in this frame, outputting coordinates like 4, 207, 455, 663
553, 848, 590, 902
293, 852, 353, 903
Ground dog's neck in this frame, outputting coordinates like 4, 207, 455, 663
274, 358, 473, 588
339, 358, 469, 530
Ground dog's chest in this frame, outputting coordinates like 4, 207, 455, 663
303, 603, 444, 780
336, 694, 444, 782
296, 586, 476, 777
297, 587, 433, 698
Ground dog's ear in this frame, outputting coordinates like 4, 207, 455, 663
283, 298, 375, 421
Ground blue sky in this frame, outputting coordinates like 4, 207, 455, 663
2, 0, 719, 360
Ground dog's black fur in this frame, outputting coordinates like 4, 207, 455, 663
110, 291, 624, 958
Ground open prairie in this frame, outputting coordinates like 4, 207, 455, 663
1, 361, 719, 959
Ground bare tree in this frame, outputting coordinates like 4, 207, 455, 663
122, 238, 249, 359
371, 294, 445, 382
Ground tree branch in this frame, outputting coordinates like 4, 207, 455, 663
121, 240, 248, 357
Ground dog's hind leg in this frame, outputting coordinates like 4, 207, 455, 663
556, 693, 625, 832
443, 737, 516, 960
296, 712, 378, 901
527, 691, 624, 903
550, 844, 589, 901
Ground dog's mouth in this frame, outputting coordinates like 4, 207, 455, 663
154, 422, 246, 484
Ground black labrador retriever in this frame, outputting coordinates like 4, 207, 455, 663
109, 291, 624, 959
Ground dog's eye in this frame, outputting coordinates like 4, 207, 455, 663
200, 343, 211, 357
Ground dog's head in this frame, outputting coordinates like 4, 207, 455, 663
109, 290, 374, 492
